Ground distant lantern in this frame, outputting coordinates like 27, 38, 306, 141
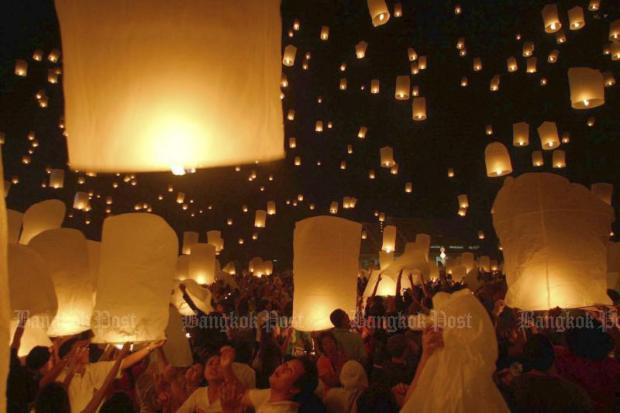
47, 69, 59, 84
315, 121, 324, 132
390, 164, 399, 175
48, 49, 60, 63
405, 182, 413, 193
603, 71, 616, 87
458, 194, 469, 209
473, 57, 482, 71
380, 147, 395, 167
289, 137, 297, 148
478, 230, 485, 240
358, 126, 368, 139
283, 45, 297, 66
32, 49, 44, 61
556, 30, 567, 44
591, 183, 613, 205
537, 121, 560, 150
611, 42, 620, 61
458, 207, 467, 217
542, 4, 562, 33
411, 85, 419, 96
448, 168, 455, 178
207, 230, 224, 253
14, 59, 28, 77
507, 56, 518, 72
188, 243, 216, 285
294, 156, 301, 166
267, 201, 276, 215
339, 78, 347, 90
490, 75, 500, 91
568, 6, 585, 30
532, 151, 544, 167
456, 37, 465, 50
561, 132, 570, 144
548, 49, 559, 63
588, 0, 600, 11
73, 192, 90, 210
55, 0, 284, 173
347, 144, 353, 154
485, 142, 513, 177
522, 41, 535, 57
176, 192, 186, 204
355, 41, 368, 59
340, 160, 347, 170
182, 231, 199, 255
513, 122, 530, 147
552, 150, 566, 168
320, 26, 330, 40
412, 97, 427, 121
395, 76, 410, 100
367, 0, 390, 26
460, 77, 469, 87
610, 20, 620, 41
394, 2, 402, 17
368, 170, 376, 179
485, 125, 494, 136
568, 67, 605, 109
382, 225, 397, 253
408, 48, 418, 61
49, 169, 65, 189
526, 57, 537, 73
418, 56, 427, 69
329, 202, 338, 214
410, 62, 419, 75
280, 73, 288, 88
370, 79, 380, 94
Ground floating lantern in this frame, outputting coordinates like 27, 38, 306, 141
254, 210, 267, 228
32, 49, 44, 61
526, 57, 537, 73
288, 137, 296, 148
369, 170, 376, 179
603, 71, 616, 87
49, 169, 65, 188
355, 41, 368, 59
490, 75, 500, 91
473, 57, 482, 71
380, 147, 395, 167
405, 182, 413, 193
358, 126, 367, 139
20, 200, 66, 245
367, 0, 390, 26
568, 6, 585, 30
382, 225, 397, 253
320, 26, 330, 41
610, 20, 620, 41
267, 201, 276, 215
610, 42, 620, 60
390, 164, 399, 175
448, 168, 455, 178
408, 48, 417, 61
507, 57, 518, 72
73, 192, 90, 210
485, 125, 494, 136
287, 109, 295, 121
182, 231, 199, 255
14, 60, 28, 77
283, 45, 297, 67
412, 97, 427, 120
461, 77, 469, 87
513, 122, 530, 147
548, 49, 559, 63
588, 0, 600, 11
315, 121, 324, 132
394, 2, 402, 17
522, 41, 535, 57
458, 194, 469, 209
485, 142, 513, 177
329, 202, 339, 214
188, 243, 216, 285
532, 151, 544, 167
55, 0, 284, 173
176, 192, 186, 204
537, 121, 560, 150
370, 79, 380, 94
418, 56, 427, 69
339, 78, 347, 90
568, 67, 605, 109
207, 230, 224, 253
556, 30, 566, 44
411, 85, 419, 96
395, 76, 410, 100
552, 150, 566, 168
542, 4, 561, 33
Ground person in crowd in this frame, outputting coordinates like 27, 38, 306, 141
329, 309, 367, 364
100, 391, 137, 413
7, 312, 39, 413
253, 329, 283, 389
355, 382, 399, 413
371, 333, 417, 388
316, 331, 346, 392
33, 382, 70, 413
323, 360, 368, 413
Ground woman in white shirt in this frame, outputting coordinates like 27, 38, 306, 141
175, 355, 226, 413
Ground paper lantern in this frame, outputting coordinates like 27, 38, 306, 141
506, 57, 518, 72
390, 164, 399, 175
568, 6, 585, 30
188, 243, 216, 285
368, 170, 376, 179
355, 41, 368, 59
382, 225, 397, 253
315, 121, 324, 132
14, 59, 27, 77
589, 0, 600, 11
448, 168, 455, 178
408, 48, 417, 61
329, 202, 339, 214
542, 4, 561, 33
552, 150, 566, 168
610, 19, 620, 40
526, 57, 537, 73
73, 191, 90, 210
548, 49, 559, 63
460, 77, 469, 87
555, 30, 567, 44
182, 231, 199, 255
249, 257, 263, 274
568, 67, 605, 109
522, 41, 535, 57
591, 183, 613, 206
493, 173, 613, 310
603, 71, 616, 87
287, 109, 295, 121
288, 137, 297, 149
255, 210, 267, 228
263, 260, 274, 275
393, 2, 402, 17
294, 156, 301, 166
418, 56, 427, 69
367, 0, 390, 27
93, 213, 177, 343
473, 57, 482, 71
20, 200, 66, 245
267, 201, 276, 215
380, 146, 395, 167
537, 121, 560, 150
163, 306, 193, 367
7, 210, 23, 244
29, 228, 94, 336
412, 97, 427, 121
55, 0, 283, 173
395, 76, 410, 100
207, 230, 224, 253
532, 150, 544, 167
292, 216, 361, 331
49, 169, 65, 189
176, 192, 186, 204
458, 194, 469, 209
512, 122, 529, 147
485, 142, 512, 177
320, 26, 330, 41
405, 182, 413, 193
490, 75, 500, 91
339, 78, 347, 90
370, 79, 380, 94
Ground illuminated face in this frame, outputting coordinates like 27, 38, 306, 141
269, 359, 305, 394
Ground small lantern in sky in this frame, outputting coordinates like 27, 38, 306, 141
412, 97, 427, 121
537, 121, 560, 150
485, 142, 513, 177
382, 225, 397, 253
513, 122, 530, 147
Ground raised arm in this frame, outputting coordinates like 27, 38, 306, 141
396, 270, 403, 297
371, 272, 383, 298
120, 340, 165, 371
11, 311, 29, 351
80, 343, 130, 413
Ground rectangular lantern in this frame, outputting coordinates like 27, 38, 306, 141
367, 0, 390, 27
542, 3, 561, 33
14, 60, 28, 77
188, 243, 216, 285
458, 194, 469, 209
532, 150, 544, 167
382, 225, 397, 253
370, 79, 380, 94
526, 57, 537, 73
329, 202, 338, 214
357, 126, 367, 139
254, 210, 267, 228
552, 150, 566, 168
513, 122, 530, 147
522, 41, 535, 57
380, 146, 395, 168
507, 57, 518, 72
395, 75, 410, 100
55, 0, 284, 173
49, 169, 65, 189
355, 41, 368, 59
267, 201, 276, 215
73, 192, 90, 211
568, 6, 585, 30
537, 121, 560, 150
412, 97, 427, 121
182, 231, 199, 255
320, 26, 330, 41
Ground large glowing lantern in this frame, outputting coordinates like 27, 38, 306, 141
20, 199, 66, 244
367, 0, 390, 26
382, 225, 397, 253
591, 183, 613, 205
0, 160, 9, 412
92, 213, 177, 343
29, 228, 94, 336
568, 68, 605, 109
292, 216, 361, 331
513, 122, 529, 147
484, 142, 512, 177
182, 231, 199, 255
542, 3, 561, 33
188, 243, 216, 284
493, 173, 614, 310
254, 210, 267, 228
8, 244, 58, 357
7, 210, 23, 243
537, 121, 560, 150
568, 6, 585, 30
55, 0, 284, 173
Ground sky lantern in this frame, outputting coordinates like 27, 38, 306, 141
267, 201, 276, 215
19, 199, 66, 245
315, 121, 324, 132
588, 0, 600, 11
552, 150, 566, 168
405, 182, 413, 193
537, 121, 560, 150
288, 137, 296, 148
493, 173, 613, 310
14, 60, 27, 77
320, 25, 329, 40
418, 56, 427, 69
292, 216, 361, 332
393, 2, 403, 17
339, 78, 347, 90
329, 202, 339, 214
610, 19, 620, 40
412, 97, 427, 120
382, 225, 397, 253
188, 243, 216, 284
548, 49, 559, 63
7, 210, 23, 244
182, 231, 199, 255
380, 146, 395, 167
176, 192, 186, 204
473, 57, 482, 71
591, 183, 613, 206
506, 56, 518, 72
54, 0, 283, 173
395, 76, 410, 100
49, 169, 65, 189
207, 230, 224, 253
603, 71, 616, 87
485, 142, 512, 177
512, 122, 530, 147
610, 42, 620, 61
73, 191, 90, 210
568, 6, 585, 30
555, 30, 566, 44
458, 194, 469, 209
526, 57, 537, 73
568, 68, 605, 109
367, 0, 390, 26
370, 79, 380, 94
408, 48, 417, 61
522, 41, 534, 57
355, 41, 368, 58
532, 150, 544, 167
490, 75, 500, 91
542, 4, 561, 33
93, 213, 177, 343
254, 210, 267, 228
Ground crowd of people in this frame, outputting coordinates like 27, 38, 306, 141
7, 269, 620, 412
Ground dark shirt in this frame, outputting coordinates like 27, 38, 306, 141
7, 349, 38, 413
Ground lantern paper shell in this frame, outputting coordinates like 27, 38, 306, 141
73, 192, 90, 211
492, 173, 614, 310
485, 142, 512, 177
591, 183, 613, 205
611, 20, 620, 40
532, 151, 544, 167
182, 231, 199, 255
568, 68, 605, 109
512, 122, 529, 147
14, 59, 28, 77
320, 26, 330, 41
207, 230, 224, 253
7, 210, 24, 244
55, 0, 284, 172
20, 200, 65, 245
355, 41, 368, 59
568, 6, 585, 30
380, 147, 395, 167
395, 76, 410, 100
412, 97, 427, 121
49, 169, 65, 189
292, 216, 361, 332
255, 210, 267, 228
92, 213, 177, 343
542, 4, 561, 33
458, 194, 469, 209
367, 0, 390, 27
537, 121, 560, 150
382, 225, 397, 253
29, 228, 94, 336
188, 243, 216, 285
552, 150, 566, 168
267, 201, 276, 215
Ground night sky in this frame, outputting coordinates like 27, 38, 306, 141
1, 0, 619, 269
